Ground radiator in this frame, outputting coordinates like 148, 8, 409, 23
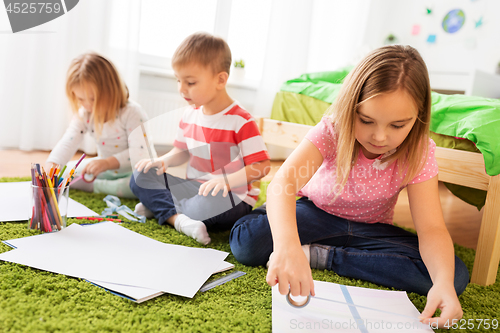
138, 90, 187, 146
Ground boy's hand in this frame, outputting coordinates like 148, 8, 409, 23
135, 158, 167, 175
419, 282, 463, 328
198, 178, 229, 197
82, 159, 110, 178
266, 245, 315, 298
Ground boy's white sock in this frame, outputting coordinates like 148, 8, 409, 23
134, 202, 154, 219
174, 214, 211, 245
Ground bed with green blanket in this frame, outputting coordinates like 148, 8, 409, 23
270, 70, 500, 210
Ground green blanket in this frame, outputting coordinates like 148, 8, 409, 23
430, 93, 500, 176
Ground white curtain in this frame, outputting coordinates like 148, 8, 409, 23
0, 0, 141, 152
253, 0, 313, 118
253, 0, 372, 118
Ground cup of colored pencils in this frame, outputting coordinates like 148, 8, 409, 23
29, 163, 70, 232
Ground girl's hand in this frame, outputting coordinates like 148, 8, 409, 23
419, 283, 463, 328
135, 158, 166, 175
81, 159, 110, 178
198, 178, 228, 197
266, 245, 315, 298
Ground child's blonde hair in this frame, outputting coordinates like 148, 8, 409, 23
66, 52, 129, 136
327, 45, 431, 193
172, 32, 232, 75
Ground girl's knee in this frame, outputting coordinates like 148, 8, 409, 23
229, 216, 272, 266
229, 222, 255, 265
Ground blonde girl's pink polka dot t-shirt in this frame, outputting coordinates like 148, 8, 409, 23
298, 117, 439, 224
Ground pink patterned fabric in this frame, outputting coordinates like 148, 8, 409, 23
298, 117, 438, 224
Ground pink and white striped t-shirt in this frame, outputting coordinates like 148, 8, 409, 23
298, 117, 439, 224
173, 102, 270, 206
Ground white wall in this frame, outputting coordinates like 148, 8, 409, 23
363, 0, 500, 74
307, 0, 372, 72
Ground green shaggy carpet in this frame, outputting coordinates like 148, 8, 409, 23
0, 178, 499, 332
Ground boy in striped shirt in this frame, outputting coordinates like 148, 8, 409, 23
131, 33, 270, 245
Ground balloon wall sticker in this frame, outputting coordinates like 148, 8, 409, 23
426, 34, 437, 43
442, 8, 466, 33
411, 24, 421, 36
3, 0, 79, 33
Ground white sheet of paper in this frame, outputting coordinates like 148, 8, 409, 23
86, 279, 164, 303
86, 261, 234, 303
0, 222, 227, 298
3, 223, 234, 303
213, 260, 235, 274
272, 281, 432, 332
0, 182, 98, 221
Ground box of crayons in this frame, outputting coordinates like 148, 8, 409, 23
29, 163, 70, 232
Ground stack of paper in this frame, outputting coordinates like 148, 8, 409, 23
0, 182, 99, 221
272, 280, 433, 332
0, 222, 231, 302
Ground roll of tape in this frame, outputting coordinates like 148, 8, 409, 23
286, 292, 310, 308
83, 174, 95, 183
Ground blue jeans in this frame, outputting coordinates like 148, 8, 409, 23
229, 197, 469, 296
130, 170, 252, 231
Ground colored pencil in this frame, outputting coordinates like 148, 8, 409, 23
46, 176, 62, 230
58, 165, 67, 181
64, 168, 75, 188
41, 168, 62, 231
30, 165, 39, 229
35, 171, 53, 231
75, 217, 124, 223
48, 166, 55, 180
75, 153, 86, 169
38, 171, 56, 231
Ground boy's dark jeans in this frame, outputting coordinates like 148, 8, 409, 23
130, 170, 251, 231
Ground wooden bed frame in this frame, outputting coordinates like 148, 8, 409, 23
257, 117, 500, 286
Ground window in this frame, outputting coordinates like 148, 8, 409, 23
226, 1, 271, 81
139, 0, 271, 81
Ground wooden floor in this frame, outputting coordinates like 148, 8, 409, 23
0, 150, 483, 249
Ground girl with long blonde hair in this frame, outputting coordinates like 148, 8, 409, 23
230, 45, 468, 329
46, 52, 148, 198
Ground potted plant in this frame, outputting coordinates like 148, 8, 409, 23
384, 34, 398, 45
232, 59, 245, 81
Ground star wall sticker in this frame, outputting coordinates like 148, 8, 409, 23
475, 17, 483, 28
